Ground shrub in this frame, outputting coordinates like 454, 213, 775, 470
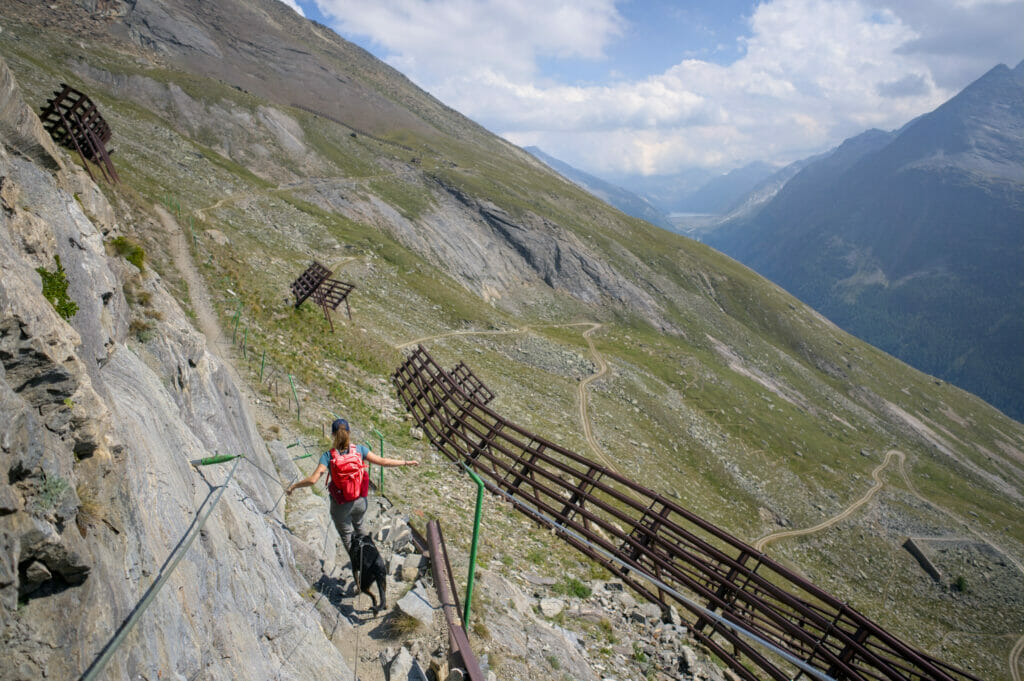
553, 576, 591, 599
34, 474, 69, 513
36, 255, 78, 320
110, 236, 146, 270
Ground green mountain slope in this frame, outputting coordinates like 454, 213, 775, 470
2, 2, 1023, 678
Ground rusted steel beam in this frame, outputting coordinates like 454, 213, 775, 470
391, 345, 981, 681
449, 361, 495, 405
290, 261, 331, 307
426, 520, 486, 681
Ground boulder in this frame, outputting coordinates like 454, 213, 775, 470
397, 582, 437, 628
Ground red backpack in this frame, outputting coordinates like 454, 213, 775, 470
327, 444, 368, 504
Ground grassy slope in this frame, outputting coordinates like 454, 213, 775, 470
3, 14, 1023, 679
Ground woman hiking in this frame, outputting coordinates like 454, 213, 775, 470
286, 418, 418, 552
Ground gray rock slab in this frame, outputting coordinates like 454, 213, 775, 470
396, 582, 437, 628
389, 646, 429, 681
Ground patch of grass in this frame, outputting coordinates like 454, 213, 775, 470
598, 617, 617, 644
36, 255, 78, 320
382, 612, 422, 638
76, 485, 101, 535
526, 547, 546, 565
110, 236, 146, 270
471, 618, 490, 640
552, 576, 591, 599
129, 318, 155, 343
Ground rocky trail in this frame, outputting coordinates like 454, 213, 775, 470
160, 202, 454, 681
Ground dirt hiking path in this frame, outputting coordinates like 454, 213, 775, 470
158, 204, 438, 681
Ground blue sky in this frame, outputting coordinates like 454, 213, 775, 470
280, 0, 1022, 177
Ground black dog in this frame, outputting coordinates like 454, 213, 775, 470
347, 534, 387, 613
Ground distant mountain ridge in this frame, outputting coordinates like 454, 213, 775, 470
524, 146, 676, 231
707, 61, 1024, 420
675, 161, 778, 214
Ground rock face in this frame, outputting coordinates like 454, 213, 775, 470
0, 58, 353, 681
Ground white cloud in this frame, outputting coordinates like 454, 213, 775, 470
312, 0, 1020, 175
313, 0, 623, 81
277, 0, 305, 17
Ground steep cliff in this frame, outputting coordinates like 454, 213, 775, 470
0, 58, 353, 681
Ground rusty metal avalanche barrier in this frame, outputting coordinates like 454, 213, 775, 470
392, 345, 980, 681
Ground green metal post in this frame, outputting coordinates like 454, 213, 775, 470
371, 428, 385, 494
231, 302, 241, 342
289, 374, 300, 420
461, 463, 484, 630
189, 453, 240, 466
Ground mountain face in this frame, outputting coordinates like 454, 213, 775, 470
675, 161, 778, 214
707, 61, 1024, 421
524, 146, 677, 231
2, 2, 1024, 681
606, 167, 717, 212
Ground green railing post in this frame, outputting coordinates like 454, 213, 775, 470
288, 374, 300, 420
231, 302, 241, 342
461, 463, 484, 630
371, 428, 385, 494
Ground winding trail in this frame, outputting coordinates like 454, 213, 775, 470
395, 322, 619, 473
753, 450, 902, 552
395, 327, 525, 350
752, 446, 1024, 679
575, 323, 619, 474
156, 205, 224, 351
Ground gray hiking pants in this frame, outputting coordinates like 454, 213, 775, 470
330, 495, 367, 553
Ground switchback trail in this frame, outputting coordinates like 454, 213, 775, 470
753, 450, 902, 552
395, 322, 620, 474
752, 447, 1024, 679
576, 323, 619, 475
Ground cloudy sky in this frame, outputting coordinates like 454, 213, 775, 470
281, 0, 1022, 177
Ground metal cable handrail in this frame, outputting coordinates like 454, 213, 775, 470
79, 457, 241, 681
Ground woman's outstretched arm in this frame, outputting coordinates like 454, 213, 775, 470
365, 452, 418, 468
286, 463, 327, 494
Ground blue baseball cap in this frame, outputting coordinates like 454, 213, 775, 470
331, 418, 350, 434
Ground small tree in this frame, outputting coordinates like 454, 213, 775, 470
37, 255, 78, 320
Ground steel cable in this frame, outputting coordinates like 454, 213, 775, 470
79, 456, 241, 681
